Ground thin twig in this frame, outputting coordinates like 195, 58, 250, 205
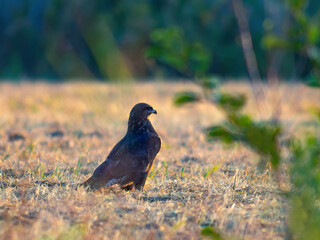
232, 0, 265, 115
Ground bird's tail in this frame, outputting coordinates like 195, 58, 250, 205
77, 176, 95, 190
78, 176, 106, 190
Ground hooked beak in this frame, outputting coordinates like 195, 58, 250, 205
149, 108, 157, 115
151, 109, 157, 115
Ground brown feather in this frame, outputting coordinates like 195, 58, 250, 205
80, 103, 161, 191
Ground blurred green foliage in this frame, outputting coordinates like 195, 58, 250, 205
176, 84, 320, 239
214, 93, 246, 113
306, 74, 320, 87
1, 0, 239, 79
173, 91, 201, 106
201, 226, 223, 240
262, 0, 320, 80
208, 92, 281, 169
168, 1, 320, 238
207, 118, 281, 169
177, 90, 282, 169
1, 0, 320, 80
289, 133, 320, 239
146, 26, 211, 78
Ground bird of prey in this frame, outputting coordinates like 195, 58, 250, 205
81, 103, 161, 191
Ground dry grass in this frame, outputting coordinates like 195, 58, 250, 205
0, 81, 319, 240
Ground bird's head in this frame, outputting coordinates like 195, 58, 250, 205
129, 103, 157, 121
128, 103, 157, 133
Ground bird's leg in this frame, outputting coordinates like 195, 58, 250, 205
134, 184, 144, 191
134, 173, 148, 191
121, 183, 134, 191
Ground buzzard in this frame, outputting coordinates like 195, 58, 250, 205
81, 103, 161, 191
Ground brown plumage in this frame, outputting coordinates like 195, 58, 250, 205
81, 103, 161, 191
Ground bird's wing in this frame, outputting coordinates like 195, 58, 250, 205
126, 133, 161, 171
90, 133, 161, 183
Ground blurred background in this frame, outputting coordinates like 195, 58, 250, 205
1, 0, 320, 82
0, 2, 320, 239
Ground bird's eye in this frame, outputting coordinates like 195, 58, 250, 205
147, 107, 152, 110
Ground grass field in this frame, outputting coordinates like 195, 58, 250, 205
0, 81, 319, 239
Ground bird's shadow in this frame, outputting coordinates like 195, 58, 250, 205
138, 195, 173, 202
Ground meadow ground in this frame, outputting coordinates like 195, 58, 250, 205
0, 81, 319, 240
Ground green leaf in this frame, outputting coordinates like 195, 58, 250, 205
262, 34, 290, 49
174, 91, 201, 106
316, 110, 320, 121
188, 42, 211, 75
240, 121, 282, 168
207, 118, 282, 169
202, 165, 220, 178
307, 47, 320, 64
306, 74, 320, 88
215, 93, 246, 113
202, 77, 220, 90
201, 226, 223, 240
206, 125, 238, 144
228, 114, 252, 127
307, 24, 320, 44
286, 0, 308, 13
